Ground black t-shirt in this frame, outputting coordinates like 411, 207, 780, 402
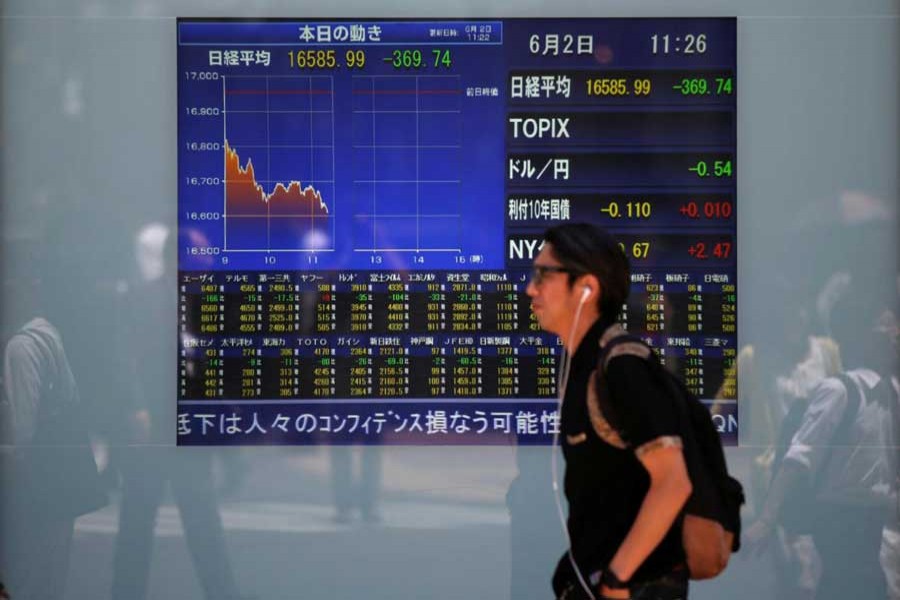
560, 318, 685, 583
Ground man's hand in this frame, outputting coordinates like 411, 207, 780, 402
607, 444, 692, 581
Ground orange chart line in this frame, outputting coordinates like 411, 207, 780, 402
224, 140, 329, 217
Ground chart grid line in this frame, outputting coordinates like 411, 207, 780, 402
351, 74, 463, 254
222, 75, 336, 253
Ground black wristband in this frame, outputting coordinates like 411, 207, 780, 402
600, 567, 629, 590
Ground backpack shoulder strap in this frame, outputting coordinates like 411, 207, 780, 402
598, 325, 654, 372
595, 326, 695, 446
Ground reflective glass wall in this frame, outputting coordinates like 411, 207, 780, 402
1, 2, 897, 600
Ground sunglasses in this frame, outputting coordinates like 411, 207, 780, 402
530, 264, 581, 285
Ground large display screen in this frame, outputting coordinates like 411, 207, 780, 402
177, 18, 737, 445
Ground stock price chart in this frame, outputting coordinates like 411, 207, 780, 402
177, 18, 737, 446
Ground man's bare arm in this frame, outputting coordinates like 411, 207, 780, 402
604, 445, 692, 595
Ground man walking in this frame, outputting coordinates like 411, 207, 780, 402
527, 223, 692, 600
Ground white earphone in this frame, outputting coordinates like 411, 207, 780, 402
580, 285, 591, 303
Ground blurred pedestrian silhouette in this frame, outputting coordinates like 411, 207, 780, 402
0, 236, 106, 600
110, 224, 243, 600
745, 279, 898, 600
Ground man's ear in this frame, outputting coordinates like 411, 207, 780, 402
577, 274, 602, 306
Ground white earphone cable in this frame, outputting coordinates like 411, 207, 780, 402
550, 289, 596, 600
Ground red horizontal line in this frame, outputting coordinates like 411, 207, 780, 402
352, 90, 459, 95
226, 90, 333, 95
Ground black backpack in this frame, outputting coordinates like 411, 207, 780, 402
598, 333, 745, 580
